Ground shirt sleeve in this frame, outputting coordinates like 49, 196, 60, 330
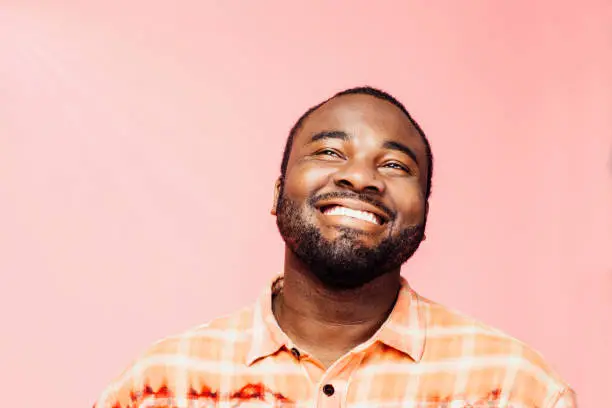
550, 388, 578, 408
92, 383, 121, 408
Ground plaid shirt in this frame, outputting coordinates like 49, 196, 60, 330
94, 276, 576, 408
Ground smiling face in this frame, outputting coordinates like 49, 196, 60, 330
274, 93, 429, 289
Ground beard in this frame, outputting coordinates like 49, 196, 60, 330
275, 186, 426, 290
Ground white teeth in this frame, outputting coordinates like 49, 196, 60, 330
323, 206, 380, 225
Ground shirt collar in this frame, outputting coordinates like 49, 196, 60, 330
246, 275, 426, 366
246, 277, 289, 365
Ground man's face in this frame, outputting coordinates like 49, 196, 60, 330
274, 94, 428, 289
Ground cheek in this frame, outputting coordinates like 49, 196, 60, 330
392, 185, 426, 224
283, 165, 334, 199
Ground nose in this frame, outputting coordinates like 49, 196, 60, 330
332, 160, 385, 194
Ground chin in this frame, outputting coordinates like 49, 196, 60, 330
320, 224, 383, 242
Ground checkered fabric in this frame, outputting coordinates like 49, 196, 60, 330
94, 276, 576, 408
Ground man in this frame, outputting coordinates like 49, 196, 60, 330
94, 87, 576, 408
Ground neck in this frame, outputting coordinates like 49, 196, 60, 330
273, 248, 401, 366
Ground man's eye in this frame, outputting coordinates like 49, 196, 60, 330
383, 162, 412, 174
316, 149, 342, 158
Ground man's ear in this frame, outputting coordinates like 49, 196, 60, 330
422, 201, 429, 241
271, 178, 281, 215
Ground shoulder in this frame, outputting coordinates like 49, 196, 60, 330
417, 294, 574, 405
93, 305, 256, 408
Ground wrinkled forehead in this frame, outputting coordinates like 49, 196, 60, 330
296, 93, 426, 157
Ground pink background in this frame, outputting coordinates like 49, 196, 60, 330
1, 2, 610, 407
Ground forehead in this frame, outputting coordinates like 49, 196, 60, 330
296, 94, 425, 152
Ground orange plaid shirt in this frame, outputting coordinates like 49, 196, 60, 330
94, 276, 576, 408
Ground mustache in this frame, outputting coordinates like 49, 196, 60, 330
308, 191, 396, 220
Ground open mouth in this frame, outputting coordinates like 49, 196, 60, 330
319, 204, 385, 225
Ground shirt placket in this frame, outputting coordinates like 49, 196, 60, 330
292, 348, 366, 408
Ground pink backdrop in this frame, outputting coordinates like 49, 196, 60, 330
1, 2, 610, 407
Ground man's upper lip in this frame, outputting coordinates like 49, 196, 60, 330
314, 198, 390, 223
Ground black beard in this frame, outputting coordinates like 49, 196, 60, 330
275, 187, 426, 290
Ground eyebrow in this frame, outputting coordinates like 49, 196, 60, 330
308, 130, 349, 143
383, 140, 419, 165
308, 130, 419, 165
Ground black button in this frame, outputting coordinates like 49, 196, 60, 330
290, 347, 300, 358
322, 384, 335, 396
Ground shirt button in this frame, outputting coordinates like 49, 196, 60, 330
290, 347, 300, 358
322, 384, 335, 396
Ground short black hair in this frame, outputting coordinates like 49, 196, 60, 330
279, 86, 434, 200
